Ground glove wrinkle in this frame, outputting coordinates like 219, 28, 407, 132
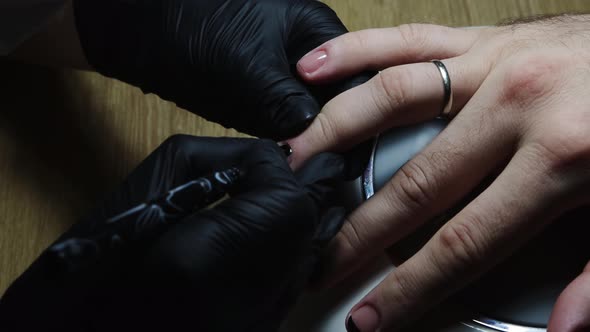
74, 0, 370, 139
0, 136, 351, 332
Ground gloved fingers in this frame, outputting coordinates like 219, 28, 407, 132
312, 206, 347, 249
51, 166, 244, 269
129, 145, 350, 332
45, 137, 293, 270
260, 67, 321, 140
294, 152, 347, 201
221, 138, 299, 195
250, 0, 367, 139
260, 65, 374, 142
307, 206, 347, 285
68, 136, 295, 244
110, 136, 297, 228
94, 136, 281, 217
124, 136, 264, 190
143, 144, 318, 272
139, 203, 317, 332
287, 0, 376, 114
139, 151, 320, 330
286, 0, 350, 62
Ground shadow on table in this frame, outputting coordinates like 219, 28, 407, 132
0, 60, 126, 227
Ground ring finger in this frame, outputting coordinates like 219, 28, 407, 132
288, 56, 489, 169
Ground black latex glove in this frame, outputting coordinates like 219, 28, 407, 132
73, 0, 371, 139
0, 136, 352, 332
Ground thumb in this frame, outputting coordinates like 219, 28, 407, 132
262, 66, 320, 140
272, 0, 374, 140
307, 206, 347, 285
548, 261, 590, 332
295, 152, 347, 202
313, 207, 347, 249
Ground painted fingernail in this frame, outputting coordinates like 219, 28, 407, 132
298, 50, 327, 75
278, 142, 293, 157
347, 305, 380, 332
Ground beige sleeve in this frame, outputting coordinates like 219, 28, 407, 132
0, 0, 67, 55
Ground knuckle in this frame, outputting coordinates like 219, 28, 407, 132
522, 141, 567, 175
338, 220, 370, 257
521, 102, 590, 175
436, 217, 487, 271
525, 135, 590, 177
389, 155, 437, 211
557, 130, 590, 166
379, 270, 417, 313
397, 23, 429, 58
349, 29, 372, 52
373, 67, 412, 114
310, 112, 339, 144
498, 54, 566, 108
329, 30, 371, 56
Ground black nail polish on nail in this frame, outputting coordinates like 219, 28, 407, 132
278, 143, 293, 157
347, 315, 361, 332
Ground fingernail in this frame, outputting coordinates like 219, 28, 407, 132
347, 305, 380, 332
278, 142, 293, 157
298, 50, 327, 75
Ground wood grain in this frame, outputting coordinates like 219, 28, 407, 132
1, 0, 589, 294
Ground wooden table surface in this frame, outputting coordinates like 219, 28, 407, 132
1, 0, 589, 296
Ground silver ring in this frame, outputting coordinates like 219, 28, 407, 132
432, 60, 453, 118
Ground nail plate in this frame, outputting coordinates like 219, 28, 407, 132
348, 305, 380, 332
298, 50, 327, 75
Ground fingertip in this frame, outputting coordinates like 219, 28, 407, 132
296, 42, 347, 84
285, 134, 314, 171
347, 304, 380, 332
296, 32, 376, 84
297, 48, 329, 79
230, 140, 295, 192
275, 95, 319, 140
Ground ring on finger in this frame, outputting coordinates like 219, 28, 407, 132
432, 60, 454, 119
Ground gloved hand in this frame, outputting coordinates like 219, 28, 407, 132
0, 136, 352, 332
72, 0, 370, 139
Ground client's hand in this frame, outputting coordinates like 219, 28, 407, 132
287, 16, 590, 331
0, 136, 349, 332
72, 0, 370, 140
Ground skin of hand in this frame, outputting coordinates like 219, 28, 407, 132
0, 136, 352, 332
67, 0, 371, 140
286, 15, 590, 332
